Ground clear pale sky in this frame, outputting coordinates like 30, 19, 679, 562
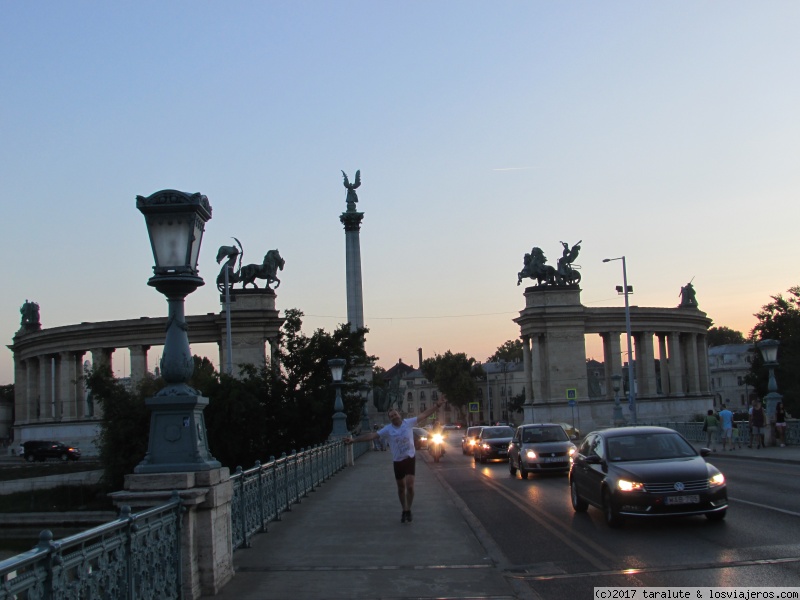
1, 2, 798, 385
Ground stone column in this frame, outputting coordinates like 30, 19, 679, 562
15, 358, 29, 423
340, 209, 365, 333
657, 334, 670, 395
601, 332, 622, 400
522, 336, 532, 403
638, 331, 657, 397
685, 333, 701, 395
74, 353, 86, 419
129, 345, 150, 386
59, 351, 78, 420
38, 355, 50, 420
667, 333, 685, 397
697, 334, 710, 394
530, 334, 544, 405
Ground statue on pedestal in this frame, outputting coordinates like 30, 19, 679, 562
556, 240, 582, 285
341, 170, 361, 211
19, 300, 41, 332
679, 281, 698, 308
216, 238, 285, 292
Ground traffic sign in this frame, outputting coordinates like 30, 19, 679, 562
568, 399, 577, 408
469, 402, 480, 413
566, 388, 577, 400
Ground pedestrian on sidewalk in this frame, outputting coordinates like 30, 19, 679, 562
703, 409, 720, 451
719, 404, 734, 451
750, 400, 766, 449
345, 397, 446, 523
775, 402, 787, 447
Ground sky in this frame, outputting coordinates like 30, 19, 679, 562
1, 2, 798, 385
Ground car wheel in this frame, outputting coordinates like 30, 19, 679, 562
570, 479, 588, 512
26, 454, 35, 463
518, 459, 528, 480
706, 510, 726, 522
60, 453, 69, 461
479, 453, 486, 464
509, 458, 517, 476
603, 489, 623, 528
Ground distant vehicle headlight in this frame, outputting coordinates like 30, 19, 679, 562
617, 479, 644, 492
525, 450, 537, 459
568, 447, 577, 456
709, 473, 725, 487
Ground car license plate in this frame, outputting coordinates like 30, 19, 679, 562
666, 495, 699, 505
498, 450, 507, 455
542, 456, 567, 463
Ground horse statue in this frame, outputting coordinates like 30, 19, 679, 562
237, 249, 285, 289
216, 238, 243, 293
517, 247, 556, 286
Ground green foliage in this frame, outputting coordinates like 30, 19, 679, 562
86, 364, 150, 491
487, 339, 523, 363
748, 286, 800, 414
421, 351, 480, 409
90, 309, 377, 484
707, 326, 745, 346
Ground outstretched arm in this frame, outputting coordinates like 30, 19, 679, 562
344, 431, 379, 445
417, 397, 446, 423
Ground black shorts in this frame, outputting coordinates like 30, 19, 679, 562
393, 456, 416, 480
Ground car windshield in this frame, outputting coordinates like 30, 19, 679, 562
522, 426, 568, 443
483, 427, 514, 439
606, 432, 697, 462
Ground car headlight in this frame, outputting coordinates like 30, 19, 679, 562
568, 447, 576, 456
525, 450, 537, 459
709, 473, 725, 487
617, 479, 644, 492
481, 443, 491, 450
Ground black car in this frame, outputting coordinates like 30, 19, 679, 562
569, 426, 727, 527
473, 426, 514, 464
21, 440, 81, 462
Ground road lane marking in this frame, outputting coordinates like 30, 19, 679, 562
730, 497, 800, 517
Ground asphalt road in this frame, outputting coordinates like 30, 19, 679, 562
432, 435, 800, 599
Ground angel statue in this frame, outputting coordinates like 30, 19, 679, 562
341, 170, 361, 211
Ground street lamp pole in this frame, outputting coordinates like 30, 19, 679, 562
329, 358, 349, 438
603, 256, 637, 424
611, 373, 624, 426
757, 339, 781, 446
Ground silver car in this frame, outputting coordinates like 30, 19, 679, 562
508, 423, 577, 479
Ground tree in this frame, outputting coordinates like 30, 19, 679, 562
421, 351, 480, 411
707, 326, 745, 347
747, 286, 800, 415
90, 308, 377, 488
487, 339, 523, 363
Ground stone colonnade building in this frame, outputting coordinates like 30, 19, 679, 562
516, 286, 713, 433
8, 290, 282, 454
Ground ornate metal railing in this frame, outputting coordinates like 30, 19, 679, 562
0, 438, 374, 598
0, 492, 182, 600
230, 439, 369, 551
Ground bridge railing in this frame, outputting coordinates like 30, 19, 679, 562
230, 439, 370, 551
0, 438, 378, 598
0, 492, 183, 600
650, 420, 799, 447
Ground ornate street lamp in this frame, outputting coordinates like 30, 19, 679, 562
611, 374, 624, 426
757, 338, 781, 445
603, 256, 637, 424
135, 189, 220, 473
329, 358, 349, 438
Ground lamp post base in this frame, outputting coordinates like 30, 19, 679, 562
135, 393, 221, 474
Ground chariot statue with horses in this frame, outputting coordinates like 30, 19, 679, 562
216, 238, 285, 292
517, 241, 582, 287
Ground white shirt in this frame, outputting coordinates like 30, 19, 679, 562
377, 417, 418, 462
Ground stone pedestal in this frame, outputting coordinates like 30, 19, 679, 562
219, 289, 282, 375
110, 468, 234, 600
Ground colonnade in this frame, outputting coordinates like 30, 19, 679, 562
9, 290, 282, 449
515, 286, 713, 431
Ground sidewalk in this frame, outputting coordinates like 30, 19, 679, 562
692, 439, 800, 465
202, 448, 527, 600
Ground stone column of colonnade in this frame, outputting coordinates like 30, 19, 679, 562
129, 345, 150, 386
667, 332, 685, 396
657, 334, 670, 395
601, 332, 623, 400
57, 351, 85, 420
683, 332, 701, 396
522, 335, 532, 403
697, 334, 710, 394
634, 332, 659, 397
